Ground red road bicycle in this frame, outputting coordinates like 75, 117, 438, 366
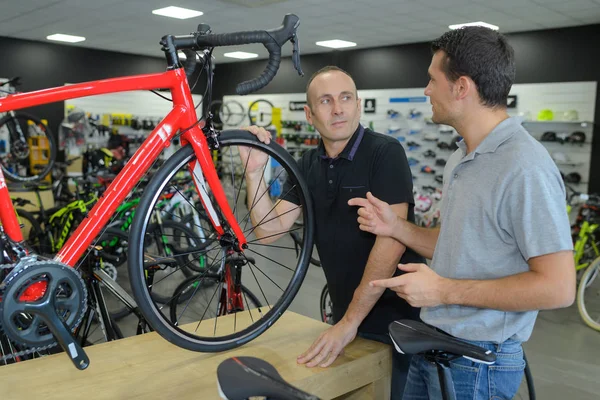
0, 14, 314, 369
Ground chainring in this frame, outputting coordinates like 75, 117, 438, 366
0, 261, 87, 348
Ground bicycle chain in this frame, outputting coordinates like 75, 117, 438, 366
0, 262, 84, 365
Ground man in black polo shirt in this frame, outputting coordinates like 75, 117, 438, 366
242, 66, 422, 398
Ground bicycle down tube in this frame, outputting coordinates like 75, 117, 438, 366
0, 67, 248, 267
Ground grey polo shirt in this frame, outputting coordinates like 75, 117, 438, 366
421, 117, 573, 343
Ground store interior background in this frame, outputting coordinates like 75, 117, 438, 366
0, 1, 599, 398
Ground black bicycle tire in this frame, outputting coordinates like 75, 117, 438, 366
168, 215, 211, 273
0, 112, 57, 182
290, 230, 321, 267
15, 208, 43, 249
523, 350, 536, 400
247, 99, 274, 128
168, 273, 262, 324
128, 130, 314, 352
94, 227, 137, 321
319, 284, 330, 324
121, 220, 196, 305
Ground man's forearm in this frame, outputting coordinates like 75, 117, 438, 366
245, 173, 285, 242
342, 236, 407, 327
393, 221, 439, 260
443, 270, 575, 311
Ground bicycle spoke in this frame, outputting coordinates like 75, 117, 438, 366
247, 148, 269, 213
242, 204, 303, 235
247, 242, 298, 251
149, 264, 188, 287
242, 289, 257, 323
244, 257, 273, 310
245, 226, 304, 244
229, 146, 238, 219
244, 256, 285, 292
194, 278, 223, 333
234, 301, 237, 332
240, 167, 287, 232
213, 276, 223, 335
245, 248, 295, 273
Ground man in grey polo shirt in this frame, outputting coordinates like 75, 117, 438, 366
349, 27, 575, 399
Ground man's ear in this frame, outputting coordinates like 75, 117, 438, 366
304, 104, 313, 125
454, 76, 472, 100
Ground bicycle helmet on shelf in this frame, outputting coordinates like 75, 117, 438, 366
421, 166, 435, 174
537, 109, 554, 121
564, 172, 582, 184
564, 110, 579, 121
568, 131, 586, 144
436, 158, 447, 166
423, 150, 436, 158
540, 131, 557, 142
435, 175, 443, 184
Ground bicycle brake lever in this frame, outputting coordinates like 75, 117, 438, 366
291, 36, 304, 77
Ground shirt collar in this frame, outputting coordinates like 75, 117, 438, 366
457, 116, 519, 156
318, 124, 365, 161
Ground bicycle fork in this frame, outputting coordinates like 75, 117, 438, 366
181, 127, 248, 251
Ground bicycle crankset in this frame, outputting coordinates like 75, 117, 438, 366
0, 261, 90, 369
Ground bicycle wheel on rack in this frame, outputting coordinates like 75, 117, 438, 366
248, 99, 274, 128
218, 100, 246, 127
128, 130, 314, 352
0, 112, 57, 182
577, 256, 600, 331
320, 284, 334, 325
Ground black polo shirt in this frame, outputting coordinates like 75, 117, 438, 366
283, 124, 423, 334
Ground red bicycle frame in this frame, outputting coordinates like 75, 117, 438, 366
0, 68, 248, 268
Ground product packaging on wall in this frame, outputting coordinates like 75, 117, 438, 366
64, 89, 203, 159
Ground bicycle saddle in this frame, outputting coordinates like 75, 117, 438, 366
389, 320, 496, 364
217, 357, 320, 400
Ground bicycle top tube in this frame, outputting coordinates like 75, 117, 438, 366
0, 14, 304, 266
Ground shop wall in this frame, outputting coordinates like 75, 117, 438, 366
1, 23, 599, 192
0, 36, 180, 135
212, 23, 600, 194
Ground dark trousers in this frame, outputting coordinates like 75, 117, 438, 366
358, 331, 412, 400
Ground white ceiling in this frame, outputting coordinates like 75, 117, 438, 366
0, 0, 599, 63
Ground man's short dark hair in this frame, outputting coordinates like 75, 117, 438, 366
305, 65, 356, 107
431, 27, 515, 108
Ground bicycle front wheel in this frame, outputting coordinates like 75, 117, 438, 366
0, 112, 57, 182
128, 130, 314, 352
577, 256, 600, 331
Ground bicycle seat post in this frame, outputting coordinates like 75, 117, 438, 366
423, 351, 457, 400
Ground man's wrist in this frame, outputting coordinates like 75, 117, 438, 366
440, 278, 459, 305
340, 313, 362, 330
393, 215, 408, 242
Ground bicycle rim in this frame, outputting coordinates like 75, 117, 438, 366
128, 130, 314, 352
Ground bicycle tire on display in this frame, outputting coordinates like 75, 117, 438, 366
219, 100, 246, 127
248, 99, 274, 128
128, 130, 314, 352
0, 112, 57, 182
577, 256, 600, 331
